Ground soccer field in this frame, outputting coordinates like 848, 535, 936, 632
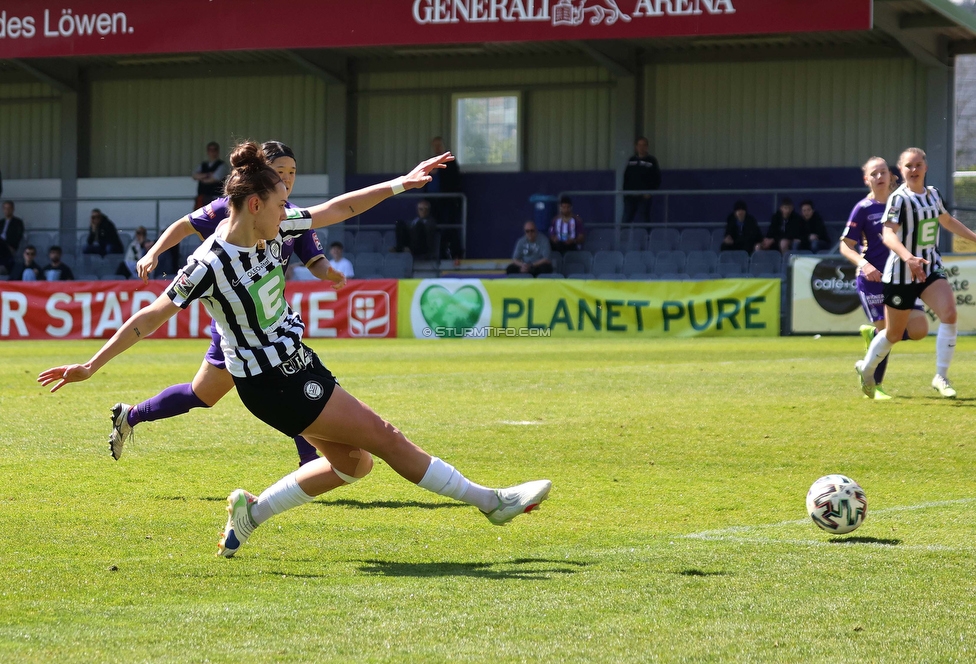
2, 336, 975, 662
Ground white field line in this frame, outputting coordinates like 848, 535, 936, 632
683, 497, 976, 542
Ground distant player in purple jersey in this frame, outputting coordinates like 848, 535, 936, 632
108, 142, 345, 465
839, 156, 928, 399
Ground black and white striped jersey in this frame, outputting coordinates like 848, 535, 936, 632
881, 183, 947, 284
166, 207, 313, 378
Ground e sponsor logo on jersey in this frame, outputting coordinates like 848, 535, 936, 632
304, 381, 324, 400
172, 273, 194, 300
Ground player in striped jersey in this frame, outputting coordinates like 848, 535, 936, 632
39, 141, 551, 557
105, 142, 340, 468
855, 147, 976, 398
839, 156, 928, 399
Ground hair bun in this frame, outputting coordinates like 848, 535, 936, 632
229, 141, 267, 172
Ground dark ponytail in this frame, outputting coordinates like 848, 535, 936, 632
223, 141, 282, 210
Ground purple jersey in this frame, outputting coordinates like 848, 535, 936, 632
841, 197, 888, 271
187, 197, 324, 267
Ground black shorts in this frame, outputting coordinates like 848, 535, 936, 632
233, 346, 337, 438
883, 270, 945, 310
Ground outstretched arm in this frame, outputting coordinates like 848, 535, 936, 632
307, 153, 454, 229
37, 294, 181, 392
939, 211, 976, 244
137, 218, 196, 282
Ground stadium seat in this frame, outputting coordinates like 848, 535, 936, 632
597, 273, 625, 280
711, 228, 727, 251
690, 273, 713, 280
586, 228, 617, 252
679, 228, 712, 253
25, 231, 57, 252
566, 272, 592, 280
717, 263, 744, 277
655, 250, 686, 272
76, 273, 98, 281
342, 230, 357, 253
549, 252, 563, 274
354, 252, 385, 277
654, 260, 679, 274
591, 250, 624, 275
648, 228, 680, 252
684, 250, 718, 274
622, 251, 647, 276
99, 274, 127, 281
355, 230, 383, 254
381, 230, 397, 252
627, 273, 653, 280
561, 250, 592, 275
656, 273, 687, 281
382, 252, 413, 278
718, 250, 749, 272
98, 254, 124, 277
750, 250, 783, 276
537, 272, 565, 279
620, 228, 648, 252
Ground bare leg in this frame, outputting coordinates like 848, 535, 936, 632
190, 360, 236, 407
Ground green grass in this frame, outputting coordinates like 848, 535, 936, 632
2, 336, 976, 662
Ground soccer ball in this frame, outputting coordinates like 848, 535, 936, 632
806, 475, 867, 534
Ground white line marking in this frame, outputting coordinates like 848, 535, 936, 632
498, 420, 544, 425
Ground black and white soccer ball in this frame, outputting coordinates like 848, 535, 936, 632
806, 474, 867, 534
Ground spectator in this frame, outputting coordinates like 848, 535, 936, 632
506, 221, 553, 277
426, 136, 463, 259
192, 141, 228, 207
621, 137, 662, 225
762, 197, 803, 252
721, 200, 763, 254
0, 200, 26, 275
116, 226, 150, 278
328, 241, 355, 278
82, 209, 124, 256
393, 199, 438, 257
799, 199, 831, 253
42, 245, 74, 281
549, 196, 585, 254
10, 244, 42, 281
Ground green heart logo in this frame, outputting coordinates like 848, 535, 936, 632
419, 285, 485, 337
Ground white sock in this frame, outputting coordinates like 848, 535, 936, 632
250, 471, 315, 525
417, 457, 499, 513
936, 323, 957, 378
863, 332, 894, 373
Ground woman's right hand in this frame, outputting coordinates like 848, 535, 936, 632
136, 253, 158, 283
861, 263, 882, 282
906, 256, 929, 282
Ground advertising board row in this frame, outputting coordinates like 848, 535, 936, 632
0, 277, 779, 340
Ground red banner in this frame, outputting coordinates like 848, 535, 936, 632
0, 279, 398, 340
0, 1, 872, 59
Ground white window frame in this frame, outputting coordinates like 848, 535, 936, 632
451, 91, 522, 173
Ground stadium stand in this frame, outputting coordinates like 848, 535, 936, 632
591, 250, 624, 275
586, 228, 617, 252
679, 228, 712, 253
648, 228, 680, 252
561, 251, 593, 276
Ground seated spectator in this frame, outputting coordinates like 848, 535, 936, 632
721, 200, 763, 254
549, 195, 585, 254
42, 245, 75, 281
0, 200, 26, 275
506, 221, 553, 277
328, 241, 355, 278
82, 208, 124, 256
799, 200, 831, 253
393, 199, 437, 257
10, 244, 42, 281
762, 197, 802, 253
116, 226, 150, 278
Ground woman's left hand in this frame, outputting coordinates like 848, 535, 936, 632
37, 364, 92, 392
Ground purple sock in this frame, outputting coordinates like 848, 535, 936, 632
295, 436, 320, 466
128, 383, 208, 426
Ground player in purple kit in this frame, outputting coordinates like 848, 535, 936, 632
108, 141, 344, 466
839, 156, 928, 399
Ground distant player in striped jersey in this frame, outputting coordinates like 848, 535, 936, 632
839, 156, 928, 399
107, 142, 342, 467
39, 142, 551, 557
855, 147, 976, 398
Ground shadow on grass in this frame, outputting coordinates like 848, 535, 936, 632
678, 568, 730, 577
357, 557, 589, 580
828, 536, 902, 546
314, 499, 467, 510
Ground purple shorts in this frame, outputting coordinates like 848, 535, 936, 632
858, 274, 923, 322
204, 320, 226, 370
